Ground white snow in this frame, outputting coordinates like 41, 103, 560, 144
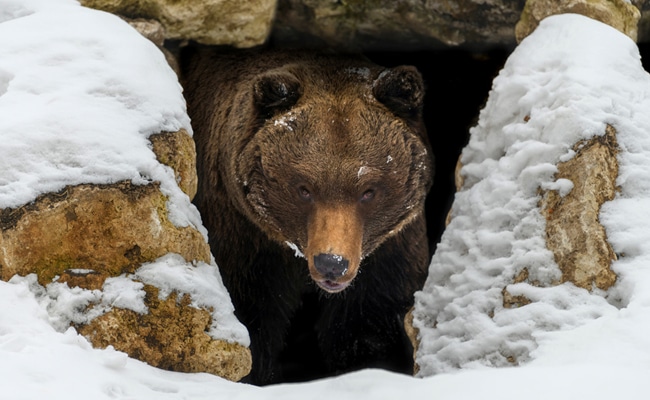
357, 165, 371, 178
2, 0, 650, 398
286, 241, 306, 258
540, 177, 574, 197
274, 113, 296, 131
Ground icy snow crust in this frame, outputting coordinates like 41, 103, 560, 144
4, 2, 650, 398
413, 13, 650, 376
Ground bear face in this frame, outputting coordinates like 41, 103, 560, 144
228, 62, 432, 293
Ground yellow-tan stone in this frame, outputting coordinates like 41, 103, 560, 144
79, 285, 252, 382
539, 125, 619, 291
150, 129, 198, 199
516, 0, 641, 42
0, 181, 209, 286
80, 0, 277, 47
0, 133, 252, 380
403, 307, 420, 375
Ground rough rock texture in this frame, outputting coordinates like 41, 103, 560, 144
271, 0, 524, 50
0, 129, 202, 285
513, 1, 624, 294
516, 0, 641, 42
0, 130, 252, 381
150, 129, 198, 199
124, 17, 166, 46
272, 0, 650, 49
0, 181, 209, 285
79, 285, 252, 381
78, 0, 650, 50
80, 0, 277, 47
403, 307, 420, 375
539, 125, 619, 291
444, 156, 465, 227
638, 0, 650, 42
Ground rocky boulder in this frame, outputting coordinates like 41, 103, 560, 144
271, 0, 523, 50
0, 2, 251, 382
408, 1, 643, 376
79, 0, 650, 50
515, 0, 641, 42
79, 0, 277, 47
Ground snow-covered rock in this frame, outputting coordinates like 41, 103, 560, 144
0, 0, 250, 381
515, 0, 640, 42
412, 13, 650, 377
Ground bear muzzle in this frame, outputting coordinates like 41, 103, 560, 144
306, 204, 363, 293
313, 253, 350, 292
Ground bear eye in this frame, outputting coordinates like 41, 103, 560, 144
298, 186, 312, 201
360, 189, 376, 203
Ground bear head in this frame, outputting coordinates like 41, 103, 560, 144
227, 58, 433, 293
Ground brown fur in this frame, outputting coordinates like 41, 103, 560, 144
182, 46, 433, 384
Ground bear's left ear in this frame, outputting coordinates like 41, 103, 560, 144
372, 66, 424, 118
253, 71, 302, 118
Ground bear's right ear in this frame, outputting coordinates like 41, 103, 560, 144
253, 71, 302, 118
372, 66, 424, 119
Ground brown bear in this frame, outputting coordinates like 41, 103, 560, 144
181, 47, 433, 385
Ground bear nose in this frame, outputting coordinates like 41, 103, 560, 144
313, 253, 349, 280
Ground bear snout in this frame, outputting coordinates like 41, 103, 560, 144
306, 204, 363, 293
312, 253, 353, 293
309, 252, 357, 293
313, 253, 349, 280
